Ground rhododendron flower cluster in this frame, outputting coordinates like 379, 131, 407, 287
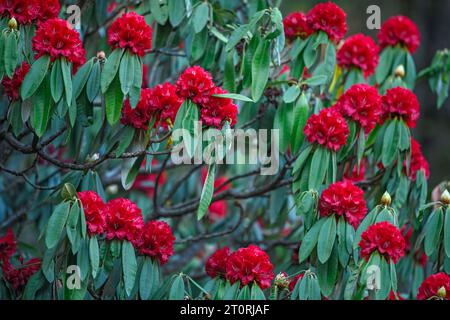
404, 138, 430, 181
306, 2, 347, 42
135, 220, 175, 265
107, 12, 152, 57
377, 16, 421, 53
304, 108, 349, 152
319, 180, 367, 229
283, 12, 312, 41
105, 198, 144, 243
78, 191, 107, 236
32, 18, 86, 71
176, 66, 238, 128
2, 258, 41, 290
359, 221, 406, 263
337, 34, 379, 77
0, 229, 16, 262
0, 0, 59, 25
382, 87, 420, 128
417, 273, 450, 300
205, 245, 274, 289
1, 62, 30, 101
335, 84, 382, 134
120, 88, 154, 130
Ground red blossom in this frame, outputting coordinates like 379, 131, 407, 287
401, 224, 428, 266
198, 87, 238, 128
107, 12, 152, 56
404, 138, 429, 181
135, 220, 175, 265
288, 273, 305, 292
133, 159, 167, 197
335, 84, 382, 133
120, 88, 154, 130
377, 16, 421, 53
319, 180, 367, 229
36, 0, 60, 23
2, 257, 41, 290
148, 82, 183, 127
105, 198, 144, 243
382, 87, 420, 128
142, 64, 149, 88
417, 273, 450, 300
343, 160, 366, 183
205, 247, 230, 279
32, 18, 86, 71
283, 12, 312, 41
337, 34, 379, 78
0, 229, 17, 262
1, 62, 30, 101
306, 2, 347, 42
175, 66, 215, 104
359, 221, 405, 264
304, 107, 349, 152
0, 0, 38, 24
78, 191, 107, 236
226, 245, 274, 289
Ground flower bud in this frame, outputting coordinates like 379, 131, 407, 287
106, 184, 119, 195
61, 183, 77, 200
96, 51, 106, 60
381, 191, 392, 206
437, 286, 447, 299
274, 272, 290, 289
441, 189, 450, 205
8, 17, 17, 30
394, 65, 405, 78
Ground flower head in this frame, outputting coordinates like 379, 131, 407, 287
2, 257, 41, 290
120, 88, 153, 130
337, 34, 379, 77
136, 220, 175, 265
335, 84, 382, 133
226, 245, 274, 289
306, 2, 347, 42
1, 62, 30, 101
198, 87, 238, 128
205, 247, 230, 279
377, 16, 420, 53
319, 180, 367, 229
304, 107, 349, 152
107, 12, 152, 56
359, 221, 405, 264
283, 12, 312, 41
175, 66, 215, 104
36, 0, 60, 23
78, 191, 107, 236
404, 138, 429, 181
32, 18, 86, 71
148, 82, 183, 127
382, 87, 420, 128
417, 273, 450, 300
105, 198, 144, 243
0, 0, 38, 25
0, 229, 17, 262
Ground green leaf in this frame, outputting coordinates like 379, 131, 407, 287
192, 2, 209, 33
122, 240, 138, 297
168, 0, 185, 27
444, 207, 450, 257
308, 147, 330, 190
150, 0, 169, 25
169, 275, 185, 300
213, 93, 253, 102
86, 61, 101, 102
73, 58, 94, 98
251, 39, 271, 101
45, 201, 71, 249
139, 257, 154, 300
121, 154, 145, 190
250, 284, 265, 300
376, 257, 391, 300
291, 94, 309, 155
61, 59, 73, 106
66, 200, 80, 249
298, 219, 325, 263
283, 86, 300, 103
21, 55, 50, 100
197, 163, 216, 220
304, 75, 327, 87
237, 285, 250, 300
317, 245, 338, 297
425, 208, 444, 256
116, 127, 135, 156
376, 47, 394, 84
405, 52, 416, 89
223, 281, 239, 300
101, 49, 124, 93
129, 55, 142, 108
119, 51, 135, 95
4, 32, 18, 78
22, 271, 45, 299
105, 75, 124, 125
226, 24, 249, 52
32, 77, 52, 137
317, 216, 337, 263
89, 236, 100, 278
382, 120, 400, 167
191, 27, 208, 61
50, 59, 63, 103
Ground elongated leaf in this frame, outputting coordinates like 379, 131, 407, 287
21, 55, 50, 100
250, 284, 265, 300
192, 2, 209, 33
4, 32, 18, 78
139, 257, 154, 300
317, 216, 337, 263
213, 93, 253, 102
122, 240, 138, 297
101, 49, 124, 93
298, 219, 325, 263
150, 0, 169, 25
308, 147, 329, 190
50, 59, 63, 102
283, 86, 300, 103
251, 39, 270, 101
73, 58, 94, 98
45, 201, 71, 249
105, 75, 124, 125
86, 61, 101, 102
89, 236, 100, 278
32, 77, 52, 137
382, 120, 400, 167
197, 163, 216, 220
291, 94, 309, 154
119, 51, 135, 95
444, 207, 450, 257
376, 47, 394, 84
168, 0, 185, 27
169, 275, 185, 300
425, 209, 444, 256
61, 59, 73, 106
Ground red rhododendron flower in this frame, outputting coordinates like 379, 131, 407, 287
288, 273, 305, 292
304, 107, 349, 152
226, 245, 274, 289
105, 198, 144, 243
283, 12, 312, 41
36, 0, 60, 23
107, 12, 152, 56
0, 0, 38, 24
319, 180, 367, 229
0, 229, 17, 262
148, 82, 183, 127
404, 138, 429, 181
1, 61, 30, 101
337, 34, 379, 78
377, 16, 421, 53
306, 2, 347, 42
335, 84, 382, 133
136, 220, 175, 265
32, 18, 86, 71
205, 247, 230, 279
382, 87, 420, 128
78, 191, 107, 236
121, 88, 153, 130
175, 66, 215, 104
198, 87, 238, 128
359, 221, 405, 263
2, 257, 41, 290
417, 273, 450, 300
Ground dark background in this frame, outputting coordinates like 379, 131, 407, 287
280, 0, 450, 187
